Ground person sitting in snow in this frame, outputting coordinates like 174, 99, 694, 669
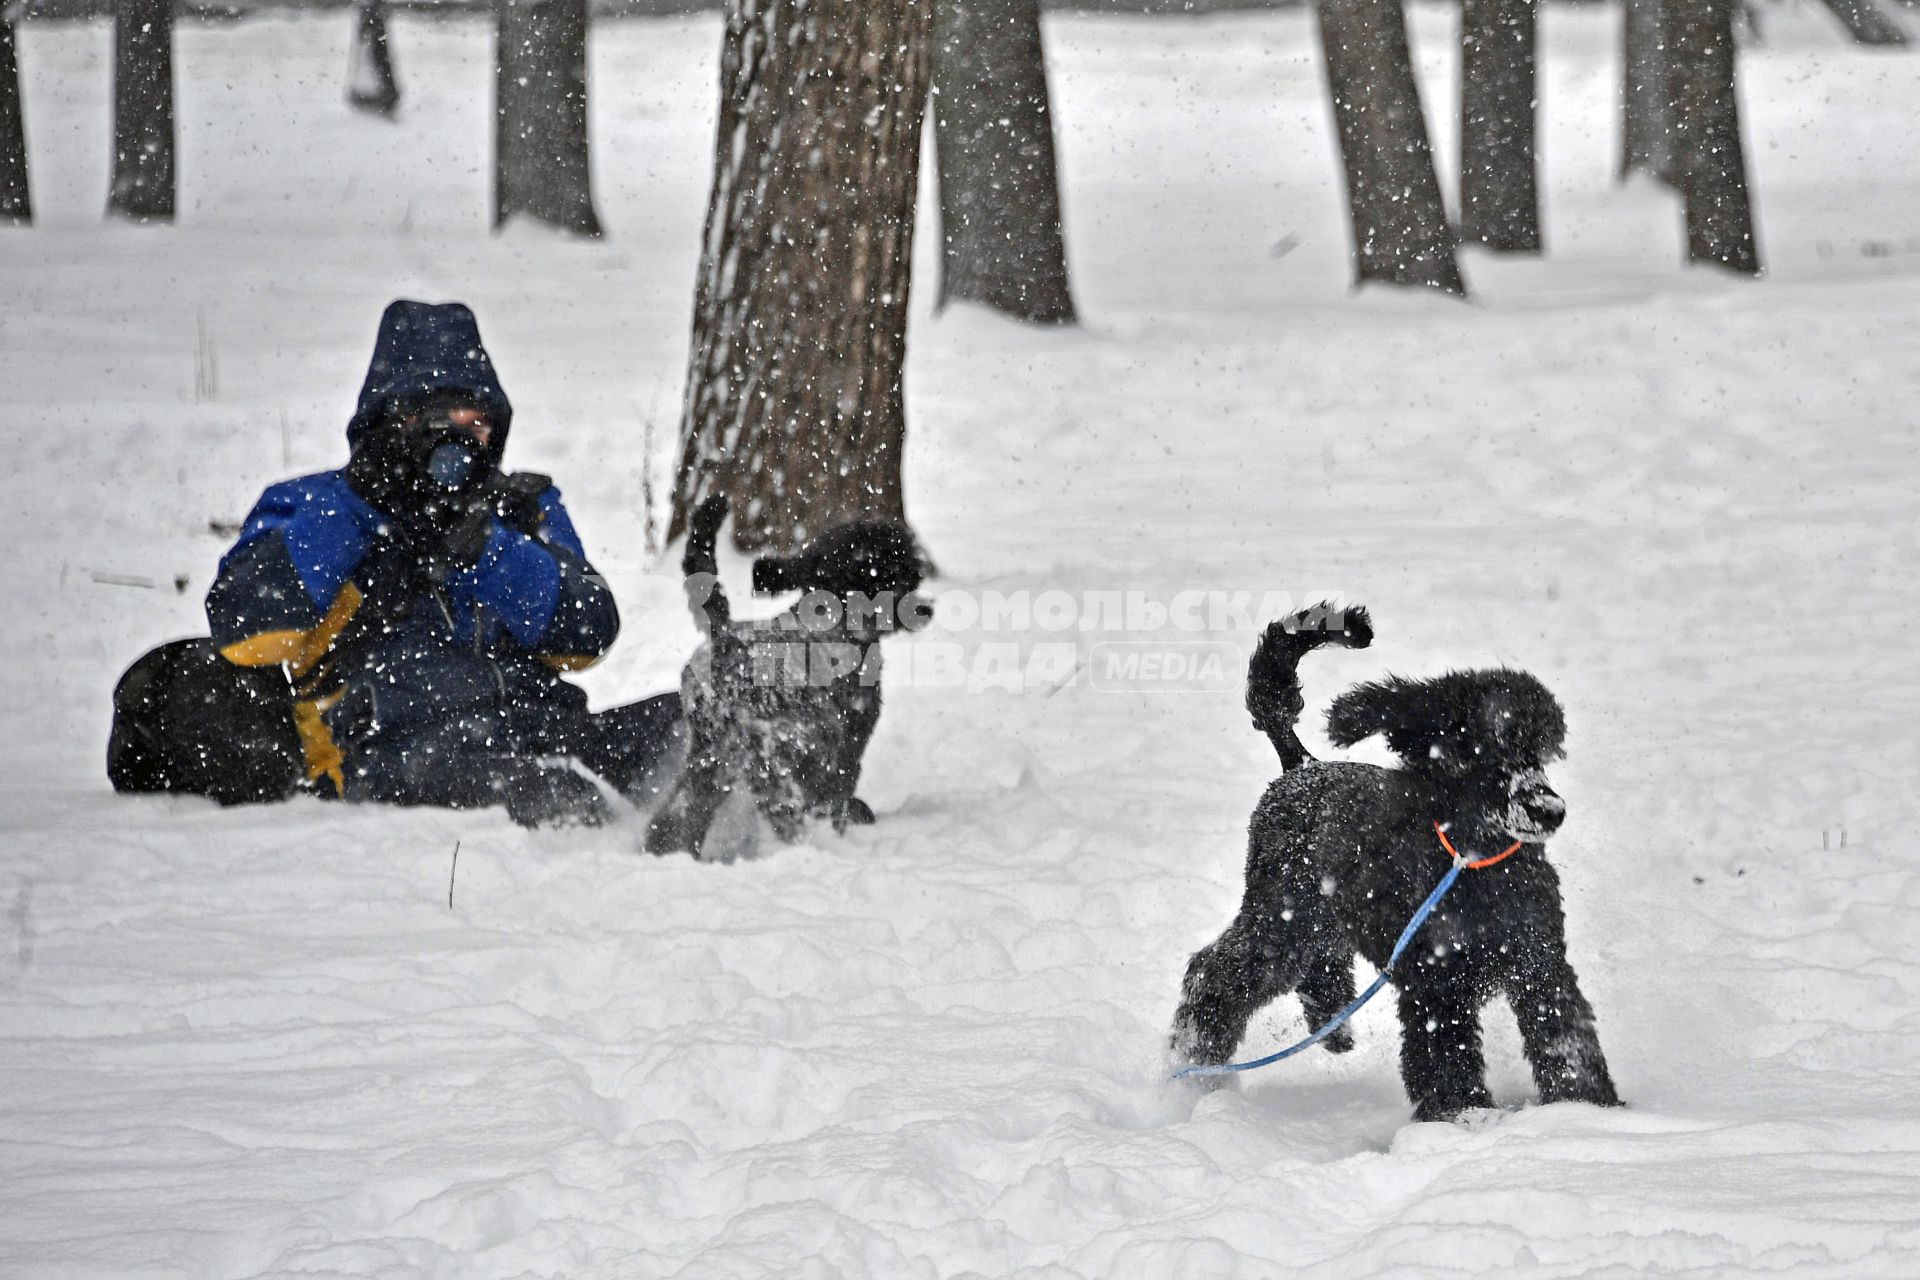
108, 300, 681, 826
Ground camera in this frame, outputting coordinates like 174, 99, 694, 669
345, 397, 509, 543
420, 432, 487, 495
392, 419, 493, 519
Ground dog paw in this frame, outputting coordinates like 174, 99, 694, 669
1168, 1071, 1234, 1099
1318, 1026, 1356, 1054
1411, 1091, 1496, 1124
1551, 1089, 1626, 1111
643, 816, 694, 856
1164, 1056, 1237, 1095
843, 797, 876, 825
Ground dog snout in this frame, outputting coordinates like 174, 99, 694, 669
1522, 787, 1566, 833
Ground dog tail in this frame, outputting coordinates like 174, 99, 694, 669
683, 494, 732, 633
1246, 602, 1373, 770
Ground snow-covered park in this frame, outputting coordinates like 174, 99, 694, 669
3, 4, 1919, 1274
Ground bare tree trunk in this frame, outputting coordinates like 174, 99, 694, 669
1665, 0, 1760, 273
494, 0, 600, 236
673, 0, 933, 553
347, 0, 402, 118
1814, 0, 1909, 44
0, 11, 28, 224
933, 0, 1076, 324
1621, 0, 1675, 183
1460, 0, 1540, 251
1315, 0, 1464, 294
109, 0, 174, 222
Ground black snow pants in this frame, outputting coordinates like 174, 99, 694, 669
109, 637, 684, 827
341, 690, 685, 826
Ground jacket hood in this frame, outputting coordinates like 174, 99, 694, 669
346, 300, 514, 461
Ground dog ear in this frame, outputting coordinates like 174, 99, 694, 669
752, 554, 805, 595
1424, 733, 1477, 775
1328, 675, 1470, 771
828, 523, 925, 598
756, 520, 926, 598
1325, 678, 1407, 750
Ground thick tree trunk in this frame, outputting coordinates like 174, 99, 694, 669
933, 0, 1076, 325
109, 0, 175, 222
347, 0, 402, 118
494, 0, 600, 236
1459, 0, 1540, 252
1814, 0, 1909, 45
673, 0, 933, 553
1, 13, 28, 224
1314, 0, 1464, 295
1665, 0, 1760, 274
1620, 0, 1675, 183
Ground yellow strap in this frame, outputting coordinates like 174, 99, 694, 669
225, 584, 592, 790
291, 691, 346, 795
219, 629, 309, 668
219, 582, 363, 678
220, 584, 365, 797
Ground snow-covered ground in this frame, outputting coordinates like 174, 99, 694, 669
4, 5, 1920, 1275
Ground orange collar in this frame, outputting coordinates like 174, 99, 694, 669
1434, 821, 1523, 869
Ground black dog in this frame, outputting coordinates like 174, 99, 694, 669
1169, 604, 1621, 1122
645, 496, 925, 858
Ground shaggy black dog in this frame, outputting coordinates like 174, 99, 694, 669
1168, 604, 1621, 1122
644, 496, 925, 858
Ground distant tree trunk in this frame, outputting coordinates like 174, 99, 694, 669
1314, 0, 1464, 294
1, 12, 28, 224
109, 0, 175, 222
1459, 0, 1540, 252
1620, 0, 1675, 183
494, 0, 600, 236
347, 0, 402, 117
1814, 0, 1909, 44
933, 0, 1076, 325
673, 0, 933, 553
1665, 0, 1760, 273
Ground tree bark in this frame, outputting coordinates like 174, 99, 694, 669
673, 0, 933, 553
0, 12, 28, 224
1814, 0, 1909, 45
933, 0, 1076, 325
109, 0, 175, 222
1314, 0, 1464, 295
1620, 0, 1675, 183
494, 0, 601, 236
1665, 0, 1760, 274
347, 0, 402, 118
1459, 0, 1540, 252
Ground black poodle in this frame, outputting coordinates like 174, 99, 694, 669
1168, 604, 1621, 1122
645, 495, 925, 858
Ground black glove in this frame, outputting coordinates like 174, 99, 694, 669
489, 471, 553, 538
430, 503, 495, 574
421, 471, 556, 577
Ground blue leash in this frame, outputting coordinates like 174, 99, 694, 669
1170, 858, 1468, 1082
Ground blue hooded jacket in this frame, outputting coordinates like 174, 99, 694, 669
346, 299, 515, 463
205, 301, 619, 794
